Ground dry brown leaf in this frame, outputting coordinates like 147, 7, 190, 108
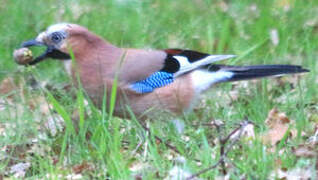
0, 77, 19, 101
262, 108, 296, 147
72, 161, 93, 174
28, 95, 52, 114
0, 77, 17, 94
292, 144, 317, 158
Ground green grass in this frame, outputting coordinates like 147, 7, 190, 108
1, 0, 318, 179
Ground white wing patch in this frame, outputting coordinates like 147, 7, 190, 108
191, 70, 234, 93
173, 55, 236, 77
173, 56, 191, 68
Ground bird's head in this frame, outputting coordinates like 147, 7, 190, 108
21, 23, 103, 65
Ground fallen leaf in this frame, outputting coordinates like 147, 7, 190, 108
292, 144, 317, 158
28, 95, 52, 115
0, 77, 18, 96
72, 161, 93, 174
262, 108, 296, 147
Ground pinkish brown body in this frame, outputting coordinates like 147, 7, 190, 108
59, 25, 194, 117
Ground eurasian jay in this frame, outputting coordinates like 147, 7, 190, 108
18, 23, 308, 118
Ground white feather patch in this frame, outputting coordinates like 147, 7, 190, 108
35, 32, 47, 43
46, 23, 70, 34
173, 55, 191, 67
174, 55, 236, 77
191, 70, 234, 93
36, 23, 70, 43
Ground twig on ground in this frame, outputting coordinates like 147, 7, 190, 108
213, 120, 227, 174
186, 120, 250, 180
138, 121, 181, 154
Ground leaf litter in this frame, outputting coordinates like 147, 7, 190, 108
262, 108, 297, 147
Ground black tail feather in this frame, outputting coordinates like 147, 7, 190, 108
206, 64, 309, 82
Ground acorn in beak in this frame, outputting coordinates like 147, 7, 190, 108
19, 39, 70, 65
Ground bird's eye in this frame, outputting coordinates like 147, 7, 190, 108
51, 32, 63, 43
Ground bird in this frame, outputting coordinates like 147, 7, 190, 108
19, 23, 309, 118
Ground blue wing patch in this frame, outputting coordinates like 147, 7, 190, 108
130, 71, 174, 93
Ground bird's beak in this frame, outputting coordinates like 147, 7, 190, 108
21, 39, 45, 47
21, 39, 71, 65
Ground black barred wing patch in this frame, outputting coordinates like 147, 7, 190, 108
160, 54, 180, 73
161, 49, 235, 77
165, 49, 211, 62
